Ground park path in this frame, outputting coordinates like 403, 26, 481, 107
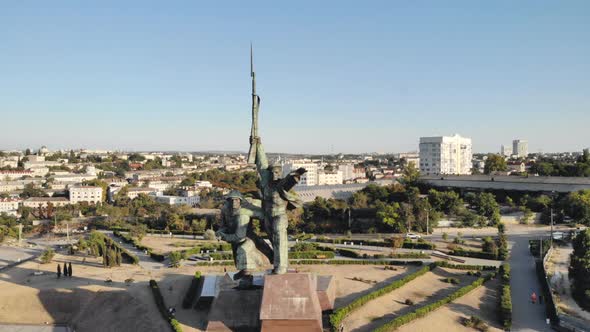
508, 234, 552, 332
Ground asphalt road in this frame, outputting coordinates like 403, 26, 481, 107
509, 234, 552, 332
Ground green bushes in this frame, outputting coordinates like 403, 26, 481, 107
169, 251, 182, 267
389, 253, 430, 259
40, 248, 55, 264
450, 248, 500, 260
149, 279, 183, 332
499, 285, 512, 329
434, 261, 497, 271
150, 252, 166, 261
289, 251, 335, 259
498, 263, 512, 329
373, 274, 494, 332
330, 263, 435, 331
463, 316, 489, 331
499, 263, 510, 284
337, 248, 360, 258
402, 240, 435, 250
182, 271, 203, 309
441, 277, 459, 284
194, 259, 425, 267
209, 252, 234, 260
335, 248, 428, 260
315, 237, 435, 250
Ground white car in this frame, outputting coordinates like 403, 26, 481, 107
405, 233, 421, 239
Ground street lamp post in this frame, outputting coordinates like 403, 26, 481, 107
426, 209, 430, 235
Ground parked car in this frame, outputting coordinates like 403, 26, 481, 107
405, 233, 421, 239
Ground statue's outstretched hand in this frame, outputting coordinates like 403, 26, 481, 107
295, 167, 307, 175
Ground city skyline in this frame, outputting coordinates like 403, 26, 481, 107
1, 1, 589, 153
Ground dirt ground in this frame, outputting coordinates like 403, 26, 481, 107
140, 236, 220, 254
0, 252, 170, 332
546, 244, 590, 321
396, 278, 503, 332
153, 263, 420, 331
340, 267, 480, 332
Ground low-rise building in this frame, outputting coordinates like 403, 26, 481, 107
69, 186, 103, 204
23, 197, 69, 208
126, 187, 158, 199
152, 193, 200, 207
0, 198, 21, 214
0, 170, 34, 180
317, 170, 343, 186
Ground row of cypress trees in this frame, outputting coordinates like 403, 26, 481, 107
56, 262, 73, 278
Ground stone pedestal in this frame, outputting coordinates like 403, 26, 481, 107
259, 273, 323, 332
205, 272, 335, 331
207, 288, 262, 331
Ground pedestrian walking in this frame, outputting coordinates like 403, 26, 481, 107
531, 291, 537, 304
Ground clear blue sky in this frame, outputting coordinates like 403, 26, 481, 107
1, 1, 588, 154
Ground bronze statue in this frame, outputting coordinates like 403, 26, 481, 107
220, 45, 306, 278
217, 191, 271, 285
247, 45, 306, 274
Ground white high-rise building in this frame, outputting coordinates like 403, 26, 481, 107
337, 164, 355, 181
282, 161, 318, 186
419, 134, 472, 175
501, 145, 512, 157
512, 139, 528, 158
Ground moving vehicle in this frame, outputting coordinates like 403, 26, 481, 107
405, 233, 421, 239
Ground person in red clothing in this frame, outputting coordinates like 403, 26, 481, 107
531, 291, 538, 304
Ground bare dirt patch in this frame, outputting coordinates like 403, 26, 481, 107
341, 267, 478, 332
0, 252, 169, 332
140, 236, 220, 254
396, 277, 502, 332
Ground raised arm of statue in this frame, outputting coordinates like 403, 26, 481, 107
255, 140, 271, 187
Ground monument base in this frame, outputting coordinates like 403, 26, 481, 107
206, 272, 335, 332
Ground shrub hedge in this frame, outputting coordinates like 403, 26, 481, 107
315, 237, 435, 250
372, 273, 495, 332
289, 251, 335, 259
329, 263, 436, 331
434, 261, 497, 271
149, 279, 183, 332
182, 271, 203, 309
450, 248, 500, 260
500, 284, 512, 329
193, 259, 426, 267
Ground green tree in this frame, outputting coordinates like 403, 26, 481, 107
399, 162, 420, 187
130, 224, 148, 240
563, 190, 590, 225
376, 202, 405, 232
471, 192, 501, 225
569, 229, 590, 310
169, 251, 182, 268
484, 154, 508, 174
40, 248, 55, 264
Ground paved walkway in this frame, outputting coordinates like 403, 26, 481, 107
509, 234, 552, 331
0, 324, 71, 332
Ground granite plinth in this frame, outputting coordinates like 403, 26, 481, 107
316, 275, 336, 311
206, 288, 262, 332
259, 273, 323, 332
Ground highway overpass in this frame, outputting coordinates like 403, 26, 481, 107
419, 175, 590, 193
